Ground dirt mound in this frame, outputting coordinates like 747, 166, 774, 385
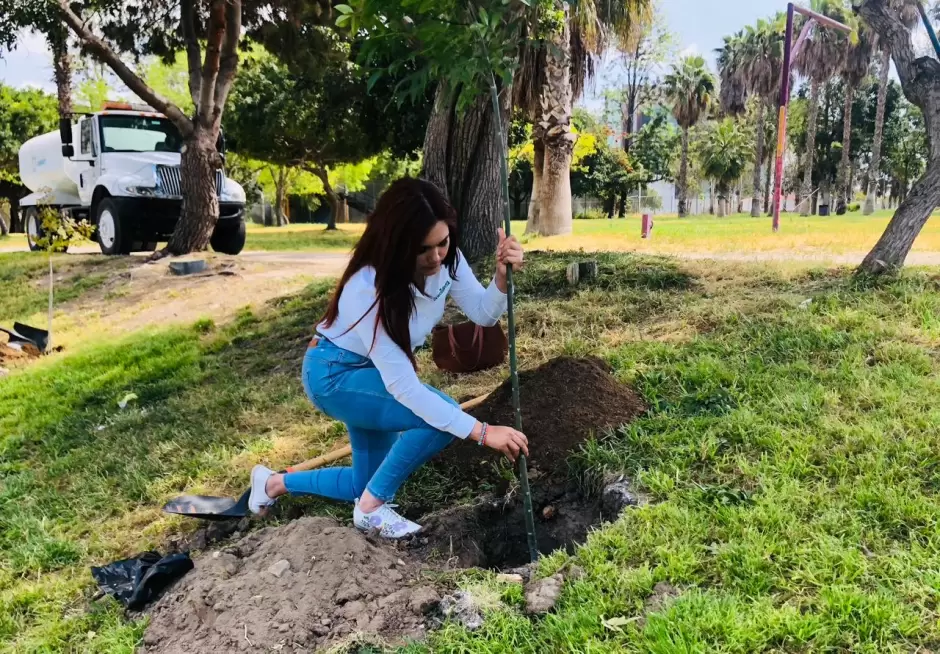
406, 356, 646, 568
142, 517, 440, 654
409, 357, 646, 507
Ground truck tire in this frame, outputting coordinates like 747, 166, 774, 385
24, 208, 68, 253
25, 208, 43, 252
95, 199, 131, 256
210, 219, 246, 255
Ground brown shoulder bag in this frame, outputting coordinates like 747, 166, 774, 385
432, 322, 508, 374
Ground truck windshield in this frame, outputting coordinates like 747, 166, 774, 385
99, 115, 182, 153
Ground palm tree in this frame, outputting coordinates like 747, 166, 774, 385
864, 0, 921, 215
835, 23, 876, 215
793, 0, 852, 216
718, 16, 785, 217
664, 55, 716, 217
700, 118, 753, 217
517, 0, 652, 235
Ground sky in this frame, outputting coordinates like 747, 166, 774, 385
0, 1, 932, 101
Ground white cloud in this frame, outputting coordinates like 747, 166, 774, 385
680, 44, 700, 58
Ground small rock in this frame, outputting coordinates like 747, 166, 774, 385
506, 563, 535, 582
566, 565, 586, 582
438, 591, 484, 631
541, 505, 556, 520
268, 560, 291, 578
388, 569, 403, 582
397, 559, 406, 567
212, 551, 221, 559
278, 623, 290, 633
601, 476, 639, 517
342, 600, 367, 619
408, 586, 441, 614
169, 259, 208, 276
525, 574, 564, 615
320, 618, 332, 627
190, 530, 208, 552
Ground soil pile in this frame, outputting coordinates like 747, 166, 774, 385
409, 356, 646, 568
424, 356, 646, 496
142, 518, 441, 654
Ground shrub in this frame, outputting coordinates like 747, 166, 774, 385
847, 202, 861, 213
575, 209, 608, 220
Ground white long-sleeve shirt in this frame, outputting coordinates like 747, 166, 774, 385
316, 251, 507, 438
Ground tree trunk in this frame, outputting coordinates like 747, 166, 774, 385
0, 210, 8, 236
422, 82, 509, 262
535, 3, 574, 237
677, 126, 690, 217
709, 184, 715, 215
526, 136, 544, 233
752, 101, 766, 217
167, 127, 222, 254
865, 48, 891, 215
835, 81, 856, 215
764, 158, 773, 215
275, 166, 288, 227
622, 89, 636, 153
311, 166, 339, 231
48, 26, 72, 119
801, 80, 821, 217
717, 197, 727, 218
860, 162, 940, 272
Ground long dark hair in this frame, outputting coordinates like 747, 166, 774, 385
321, 178, 459, 366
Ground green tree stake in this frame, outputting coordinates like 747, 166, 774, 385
488, 69, 539, 564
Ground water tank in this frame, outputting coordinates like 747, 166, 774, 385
18, 123, 83, 195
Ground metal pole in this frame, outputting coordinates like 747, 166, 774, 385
918, 1, 940, 59
488, 71, 539, 564
772, 3, 795, 232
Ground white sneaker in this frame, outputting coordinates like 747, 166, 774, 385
248, 465, 276, 515
353, 500, 422, 539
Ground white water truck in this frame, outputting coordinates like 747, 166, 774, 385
18, 102, 247, 255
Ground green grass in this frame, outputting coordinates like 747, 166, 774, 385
5, 253, 940, 651
0, 254, 121, 325
241, 210, 940, 258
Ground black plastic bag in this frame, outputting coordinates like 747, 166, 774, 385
91, 551, 193, 610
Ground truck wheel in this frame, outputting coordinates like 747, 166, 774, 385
210, 219, 246, 255
25, 208, 43, 252
95, 199, 131, 256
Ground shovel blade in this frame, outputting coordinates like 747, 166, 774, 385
12, 322, 49, 352
163, 489, 251, 521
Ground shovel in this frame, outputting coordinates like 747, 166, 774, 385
163, 392, 491, 520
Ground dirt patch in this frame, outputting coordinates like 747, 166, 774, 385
142, 517, 440, 654
409, 356, 646, 568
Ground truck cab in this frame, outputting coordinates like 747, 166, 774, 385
19, 103, 247, 255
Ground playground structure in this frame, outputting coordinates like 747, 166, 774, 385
771, 3, 852, 232
771, 1, 940, 232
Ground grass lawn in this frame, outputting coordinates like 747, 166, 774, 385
0, 253, 124, 327
4, 253, 940, 651
243, 210, 940, 258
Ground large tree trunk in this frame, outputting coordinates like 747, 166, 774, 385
535, 4, 574, 237
168, 127, 223, 254
751, 102, 766, 217
311, 166, 339, 231
835, 81, 856, 215
801, 80, 822, 217
857, 0, 940, 273
859, 162, 940, 272
0, 210, 8, 236
677, 126, 690, 217
865, 48, 891, 215
423, 82, 509, 262
526, 137, 544, 233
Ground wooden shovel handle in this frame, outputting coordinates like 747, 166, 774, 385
285, 390, 491, 473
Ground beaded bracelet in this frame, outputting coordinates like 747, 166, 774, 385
479, 422, 488, 447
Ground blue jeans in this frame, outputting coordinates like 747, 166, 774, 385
283, 338, 457, 503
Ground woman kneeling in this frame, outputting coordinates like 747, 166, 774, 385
248, 178, 529, 538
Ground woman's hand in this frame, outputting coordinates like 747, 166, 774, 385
472, 423, 529, 462
494, 228, 524, 292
